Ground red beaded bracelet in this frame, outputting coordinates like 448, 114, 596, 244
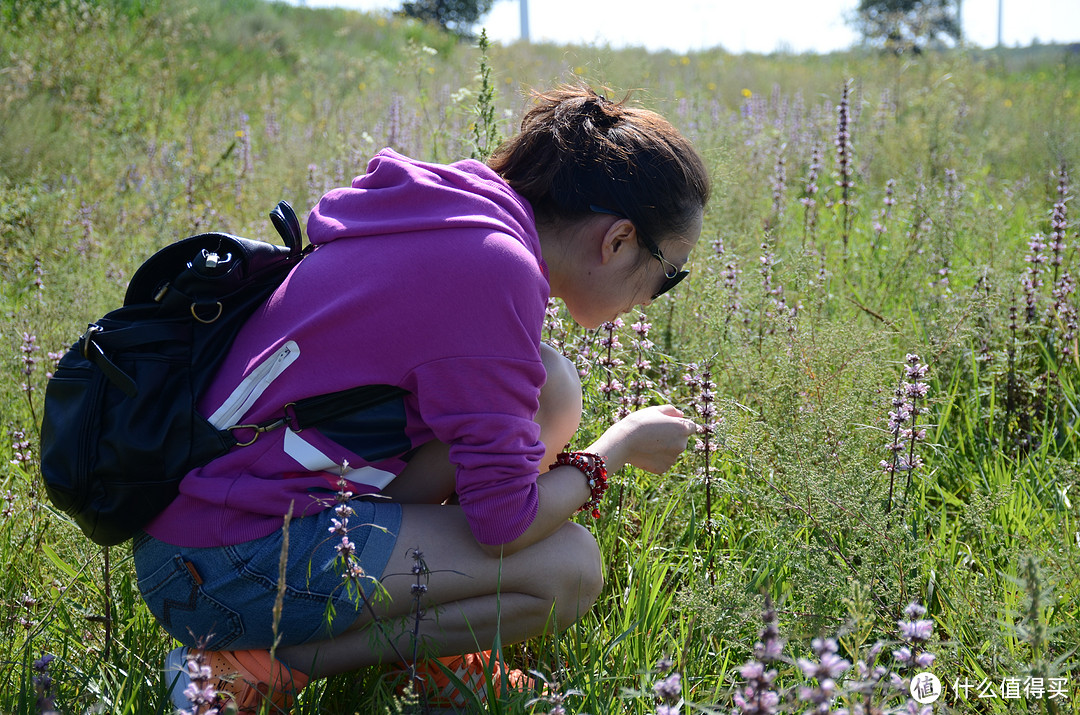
550, 451, 609, 518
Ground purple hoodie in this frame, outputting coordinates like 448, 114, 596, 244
145, 149, 549, 547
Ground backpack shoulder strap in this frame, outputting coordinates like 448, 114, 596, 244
269, 201, 304, 256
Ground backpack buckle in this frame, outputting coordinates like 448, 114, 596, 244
80, 324, 103, 358
228, 418, 286, 447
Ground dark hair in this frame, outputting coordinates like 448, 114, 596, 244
488, 85, 711, 252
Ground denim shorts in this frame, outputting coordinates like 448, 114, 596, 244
132, 499, 401, 651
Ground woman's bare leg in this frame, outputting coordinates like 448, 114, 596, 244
276, 505, 603, 678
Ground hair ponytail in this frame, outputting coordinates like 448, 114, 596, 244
489, 85, 710, 249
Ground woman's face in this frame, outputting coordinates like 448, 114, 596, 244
562, 210, 703, 330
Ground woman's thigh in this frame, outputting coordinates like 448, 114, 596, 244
357, 503, 603, 627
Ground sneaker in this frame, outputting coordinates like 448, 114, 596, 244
393, 650, 534, 709
165, 646, 308, 714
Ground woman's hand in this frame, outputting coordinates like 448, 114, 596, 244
590, 405, 697, 474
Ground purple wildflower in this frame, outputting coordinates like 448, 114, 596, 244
45, 350, 63, 381
841, 641, 890, 710
896, 602, 935, 649
803, 141, 825, 250
20, 332, 37, 394
883, 355, 930, 513
685, 362, 721, 582
720, 258, 745, 331
1051, 272, 1077, 360
306, 163, 322, 209
177, 648, 222, 715
890, 602, 938, 713
684, 363, 720, 454
405, 547, 431, 670
799, 639, 850, 680
767, 143, 787, 230
759, 245, 781, 336
914, 652, 935, 669
872, 178, 896, 249
335, 536, 356, 557
797, 638, 850, 714
653, 672, 682, 702
328, 473, 377, 591
1047, 164, 1075, 356
835, 79, 856, 255
904, 602, 926, 619
734, 597, 784, 715
1023, 233, 1048, 323
1049, 162, 1069, 275
544, 298, 568, 353
75, 202, 98, 256
33, 654, 60, 715
10, 428, 33, 469
32, 257, 45, 297
598, 319, 626, 404
619, 314, 654, 419
944, 168, 964, 205
524, 673, 582, 715
897, 619, 933, 644
801, 142, 822, 218
930, 260, 952, 292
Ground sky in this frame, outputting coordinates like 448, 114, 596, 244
289, 0, 1080, 54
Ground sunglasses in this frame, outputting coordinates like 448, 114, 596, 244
590, 205, 690, 299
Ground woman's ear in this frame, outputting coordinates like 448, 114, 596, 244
600, 218, 638, 266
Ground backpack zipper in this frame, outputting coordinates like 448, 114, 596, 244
206, 340, 299, 429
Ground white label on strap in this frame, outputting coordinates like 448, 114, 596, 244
283, 429, 397, 489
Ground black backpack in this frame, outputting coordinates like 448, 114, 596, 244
40, 201, 406, 546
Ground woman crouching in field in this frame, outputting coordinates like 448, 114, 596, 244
133, 84, 710, 712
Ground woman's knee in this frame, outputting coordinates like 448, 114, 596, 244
537, 344, 583, 464
545, 522, 604, 625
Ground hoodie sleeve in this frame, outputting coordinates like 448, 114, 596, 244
411, 354, 545, 545
400, 232, 549, 546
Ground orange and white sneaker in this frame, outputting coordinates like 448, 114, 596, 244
393, 650, 535, 709
165, 646, 308, 714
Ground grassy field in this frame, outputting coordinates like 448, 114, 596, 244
2, 0, 1079, 712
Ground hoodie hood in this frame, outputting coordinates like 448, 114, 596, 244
307, 148, 539, 257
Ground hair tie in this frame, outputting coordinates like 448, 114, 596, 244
585, 94, 619, 129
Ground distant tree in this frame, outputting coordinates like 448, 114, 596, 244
852, 0, 962, 54
399, 0, 496, 38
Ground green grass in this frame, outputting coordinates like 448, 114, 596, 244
2, 0, 1079, 712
